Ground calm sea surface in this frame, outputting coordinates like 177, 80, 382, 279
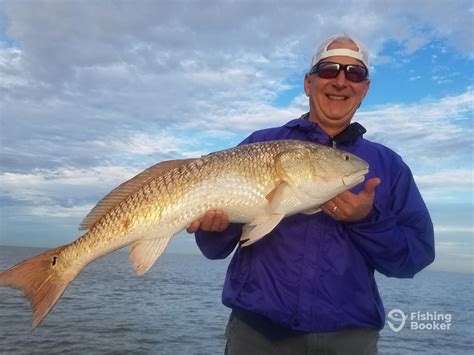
0, 246, 472, 354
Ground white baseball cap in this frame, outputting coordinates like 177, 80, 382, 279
310, 34, 370, 74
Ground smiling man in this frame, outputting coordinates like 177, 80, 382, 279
188, 34, 435, 355
305, 37, 370, 137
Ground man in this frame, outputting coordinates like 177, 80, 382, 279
187, 34, 435, 355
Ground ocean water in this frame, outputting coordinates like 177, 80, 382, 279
0, 246, 472, 354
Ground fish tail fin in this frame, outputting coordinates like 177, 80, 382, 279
0, 245, 80, 330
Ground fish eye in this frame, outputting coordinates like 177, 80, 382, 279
342, 154, 350, 161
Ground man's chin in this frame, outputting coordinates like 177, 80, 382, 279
323, 108, 357, 122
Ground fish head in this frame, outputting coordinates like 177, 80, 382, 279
305, 144, 369, 199
276, 142, 368, 204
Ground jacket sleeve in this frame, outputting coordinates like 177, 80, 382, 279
195, 224, 243, 259
347, 159, 435, 278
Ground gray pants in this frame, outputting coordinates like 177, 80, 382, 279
225, 313, 379, 355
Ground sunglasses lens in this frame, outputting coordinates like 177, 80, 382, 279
314, 63, 340, 79
312, 62, 368, 82
346, 66, 367, 82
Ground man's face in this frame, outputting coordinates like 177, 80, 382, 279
304, 41, 370, 136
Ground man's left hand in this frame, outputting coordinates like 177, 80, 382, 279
321, 178, 381, 222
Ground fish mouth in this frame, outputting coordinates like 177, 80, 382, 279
343, 168, 369, 186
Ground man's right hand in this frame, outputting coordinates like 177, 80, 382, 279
186, 210, 229, 233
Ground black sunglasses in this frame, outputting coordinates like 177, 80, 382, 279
310, 61, 368, 83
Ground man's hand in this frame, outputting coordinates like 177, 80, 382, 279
186, 209, 229, 234
321, 178, 381, 222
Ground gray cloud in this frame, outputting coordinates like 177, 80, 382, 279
0, 0, 473, 271
1, 0, 472, 175
357, 89, 473, 168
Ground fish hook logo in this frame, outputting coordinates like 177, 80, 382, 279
387, 309, 407, 332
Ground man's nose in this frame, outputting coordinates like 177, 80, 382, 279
333, 70, 348, 88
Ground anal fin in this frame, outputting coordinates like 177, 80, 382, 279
129, 237, 171, 275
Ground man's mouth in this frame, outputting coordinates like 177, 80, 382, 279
326, 94, 348, 101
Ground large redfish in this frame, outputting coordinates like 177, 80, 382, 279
0, 140, 368, 329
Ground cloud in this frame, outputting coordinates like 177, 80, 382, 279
1, 86, 471, 219
2, 1, 473, 95
0, 165, 139, 207
1, 0, 472, 176
357, 89, 473, 168
415, 169, 472, 191
0, 0, 472, 272
434, 226, 473, 234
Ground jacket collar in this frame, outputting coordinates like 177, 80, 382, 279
284, 112, 366, 147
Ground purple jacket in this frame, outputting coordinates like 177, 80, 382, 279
195, 117, 435, 332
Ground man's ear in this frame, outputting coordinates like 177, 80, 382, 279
361, 79, 371, 101
304, 73, 311, 97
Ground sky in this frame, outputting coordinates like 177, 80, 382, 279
0, 0, 472, 273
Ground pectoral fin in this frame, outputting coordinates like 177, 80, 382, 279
266, 181, 314, 215
301, 207, 321, 215
240, 214, 285, 247
129, 237, 172, 275
266, 182, 292, 213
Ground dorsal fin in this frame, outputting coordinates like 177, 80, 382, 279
79, 159, 195, 230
